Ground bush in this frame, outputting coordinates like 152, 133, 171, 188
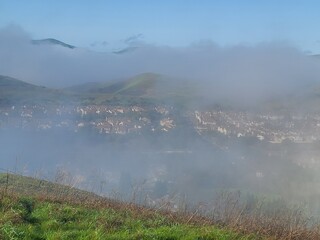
18, 197, 36, 223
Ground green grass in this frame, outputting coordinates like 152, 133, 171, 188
0, 173, 98, 200
3, 173, 319, 239
0, 173, 259, 240
0, 196, 257, 240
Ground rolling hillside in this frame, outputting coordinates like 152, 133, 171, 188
0, 173, 256, 240
0, 75, 75, 106
66, 72, 201, 107
67, 73, 174, 96
1, 173, 320, 239
3, 72, 320, 112
0, 75, 45, 91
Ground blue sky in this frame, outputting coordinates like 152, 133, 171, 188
1, 0, 320, 52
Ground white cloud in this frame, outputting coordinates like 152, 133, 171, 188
1, 25, 320, 104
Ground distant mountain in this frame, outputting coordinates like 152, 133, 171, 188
0, 73, 192, 107
0, 75, 43, 90
32, 38, 75, 49
105, 72, 163, 96
65, 72, 203, 107
5, 72, 320, 112
32, 38, 142, 54
66, 73, 161, 95
0, 75, 70, 106
67, 73, 196, 97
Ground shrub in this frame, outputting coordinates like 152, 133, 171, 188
17, 197, 36, 223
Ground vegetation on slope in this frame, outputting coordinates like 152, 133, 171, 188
0, 196, 255, 240
0, 173, 256, 240
1, 172, 320, 239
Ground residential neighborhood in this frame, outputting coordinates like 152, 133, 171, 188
0, 104, 175, 135
1, 104, 320, 144
191, 110, 320, 143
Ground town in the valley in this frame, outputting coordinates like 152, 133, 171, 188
1, 104, 320, 144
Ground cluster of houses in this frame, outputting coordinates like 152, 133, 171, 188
0, 104, 176, 134
2, 104, 320, 143
192, 110, 320, 143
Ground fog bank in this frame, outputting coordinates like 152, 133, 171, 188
1, 25, 320, 104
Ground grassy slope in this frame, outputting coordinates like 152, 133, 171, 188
66, 73, 162, 96
0, 73, 197, 107
4, 72, 320, 111
0, 173, 257, 240
65, 73, 201, 107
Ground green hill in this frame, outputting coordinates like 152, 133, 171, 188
109, 72, 162, 96
0, 173, 99, 201
0, 173, 255, 240
68, 73, 193, 96
66, 72, 201, 107
4, 72, 320, 111
67, 73, 167, 96
2, 173, 320, 239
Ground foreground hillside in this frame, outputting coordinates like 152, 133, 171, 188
0, 173, 256, 240
2, 173, 320, 239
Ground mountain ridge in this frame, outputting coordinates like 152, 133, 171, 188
32, 38, 75, 49
3, 73, 320, 112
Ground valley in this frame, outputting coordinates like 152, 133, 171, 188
2, 74, 320, 211
3, 3, 320, 238
2, 102, 320, 145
